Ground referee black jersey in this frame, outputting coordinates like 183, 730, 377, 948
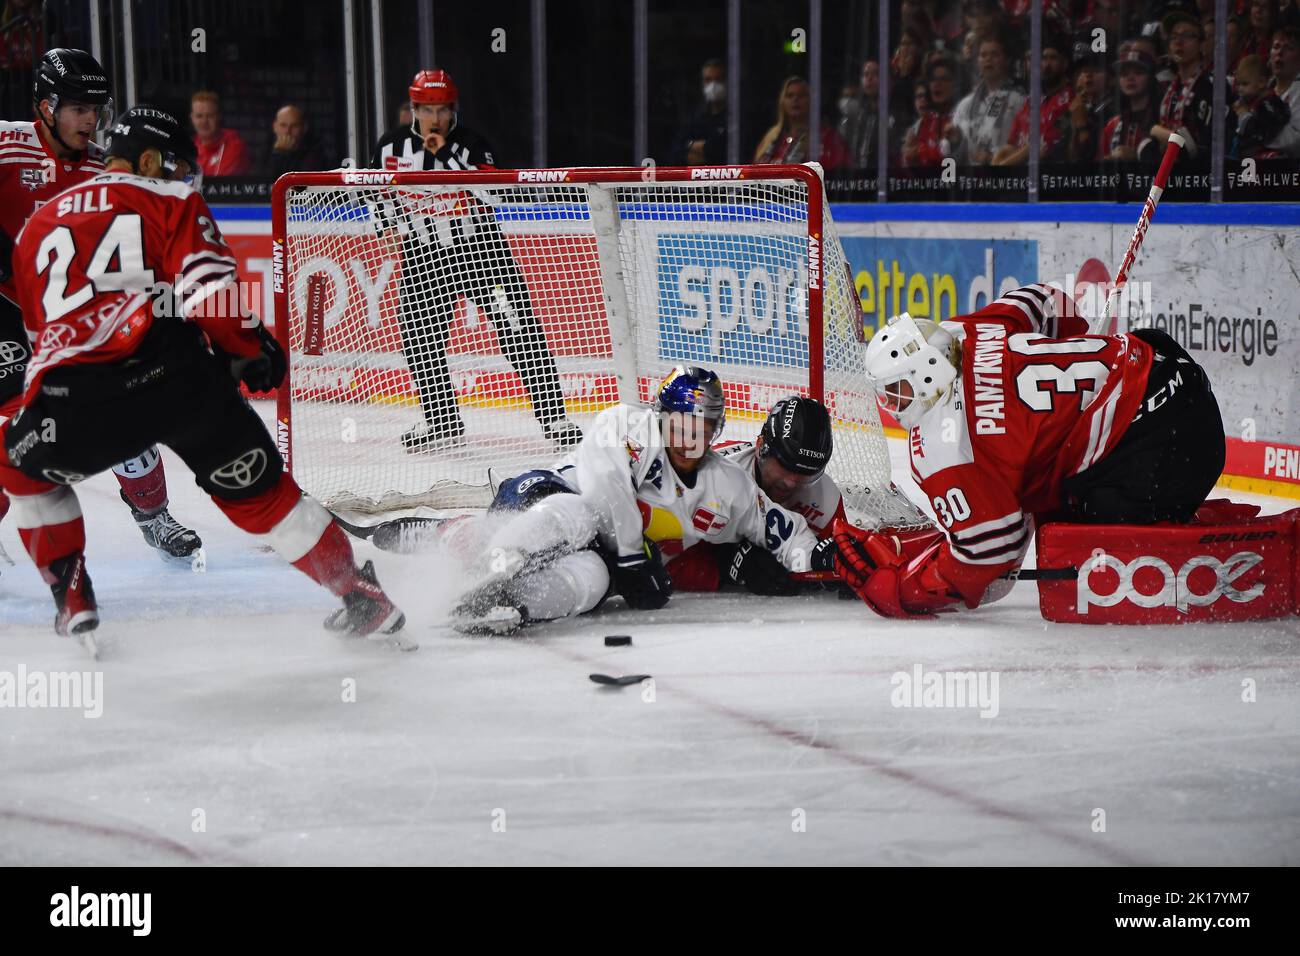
369, 123, 498, 171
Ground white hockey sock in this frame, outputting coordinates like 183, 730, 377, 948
486, 493, 599, 559
506, 550, 609, 621
263, 495, 333, 562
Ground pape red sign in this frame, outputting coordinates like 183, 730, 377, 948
1035, 503, 1299, 624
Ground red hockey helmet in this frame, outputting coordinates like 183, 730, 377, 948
409, 69, 458, 106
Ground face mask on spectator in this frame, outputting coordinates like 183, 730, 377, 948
838, 96, 855, 115
703, 81, 726, 104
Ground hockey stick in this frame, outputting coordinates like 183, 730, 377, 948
332, 513, 445, 554
791, 566, 1077, 585
1089, 131, 1185, 335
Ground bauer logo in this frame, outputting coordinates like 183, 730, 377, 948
656, 234, 809, 369
517, 169, 568, 182
342, 171, 395, 185
1076, 551, 1265, 614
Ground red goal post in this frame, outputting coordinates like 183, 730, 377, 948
270, 163, 925, 528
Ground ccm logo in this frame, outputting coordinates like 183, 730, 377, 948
518, 169, 568, 182
343, 171, 395, 185
1077, 551, 1265, 613
690, 167, 742, 180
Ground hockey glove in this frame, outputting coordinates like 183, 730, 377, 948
613, 538, 672, 610
230, 323, 288, 393
719, 541, 801, 596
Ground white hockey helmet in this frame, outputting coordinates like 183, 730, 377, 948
862, 312, 958, 429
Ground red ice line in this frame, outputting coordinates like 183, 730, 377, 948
540, 643, 1149, 866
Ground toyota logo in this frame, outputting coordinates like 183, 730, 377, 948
42, 468, 87, 485
209, 448, 267, 490
0, 340, 26, 366
39, 324, 76, 351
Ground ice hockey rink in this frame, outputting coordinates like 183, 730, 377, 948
2, 415, 1296, 867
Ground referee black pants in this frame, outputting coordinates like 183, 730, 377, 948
396, 210, 566, 433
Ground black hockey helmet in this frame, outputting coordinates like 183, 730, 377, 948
759, 396, 833, 477
33, 48, 114, 125
107, 105, 200, 183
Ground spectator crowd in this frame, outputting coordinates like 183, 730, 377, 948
691, 0, 1300, 172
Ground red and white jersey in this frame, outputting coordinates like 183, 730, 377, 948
10, 172, 257, 400
0, 119, 105, 305
555, 404, 821, 572
907, 283, 1154, 606
714, 440, 846, 538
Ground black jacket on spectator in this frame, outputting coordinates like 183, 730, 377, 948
1152, 67, 1220, 161
267, 135, 326, 178
670, 104, 728, 165
1232, 94, 1292, 159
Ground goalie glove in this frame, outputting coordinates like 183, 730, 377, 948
828, 519, 957, 618
718, 541, 801, 596
229, 322, 288, 393
612, 538, 672, 610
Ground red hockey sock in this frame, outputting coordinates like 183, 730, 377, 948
0, 489, 9, 525
212, 473, 359, 597
10, 488, 87, 570
291, 521, 360, 597
113, 448, 169, 515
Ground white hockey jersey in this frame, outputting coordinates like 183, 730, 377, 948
714, 441, 846, 538
555, 404, 821, 572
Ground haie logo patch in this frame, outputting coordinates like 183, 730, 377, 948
692, 507, 729, 535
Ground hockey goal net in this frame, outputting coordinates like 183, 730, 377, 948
271, 164, 923, 528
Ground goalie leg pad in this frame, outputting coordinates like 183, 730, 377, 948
1036, 502, 1299, 624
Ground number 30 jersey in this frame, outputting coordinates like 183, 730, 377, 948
907, 284, 1154, 606
11, 172, 258, 401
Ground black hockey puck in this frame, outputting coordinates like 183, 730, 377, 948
604, 635, 632, 646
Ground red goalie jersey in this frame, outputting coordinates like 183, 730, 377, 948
904, 284, 1155, 608
11, 172, 259, 403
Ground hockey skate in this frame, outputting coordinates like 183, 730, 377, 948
450, 579, 529, 636
48, 552, 99, 637
121, 490, 204, 567
542, 418, 583, 451
402, 417, 466, 454
323, 560, 415, 648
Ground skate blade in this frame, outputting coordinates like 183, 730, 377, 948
77, 625, 111, 660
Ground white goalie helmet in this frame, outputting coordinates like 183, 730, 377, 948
862, 312, 959, 429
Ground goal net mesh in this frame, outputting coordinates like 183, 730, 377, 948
277, 168, 923, 528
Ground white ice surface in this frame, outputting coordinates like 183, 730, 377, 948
1, 408, 1297, 865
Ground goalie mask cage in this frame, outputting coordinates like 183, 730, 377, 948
271, 164, 924, 528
